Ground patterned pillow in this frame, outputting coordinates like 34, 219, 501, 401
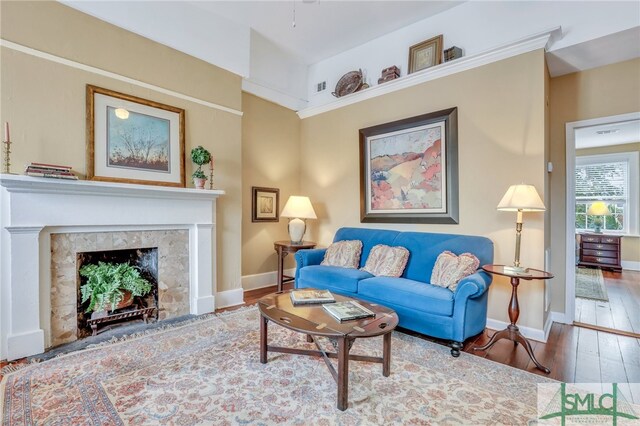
360, 244, 410, 277
430, 251, 480, 291
321, 240, 363, 269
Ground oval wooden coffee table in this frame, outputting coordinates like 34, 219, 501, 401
258, 290, 399, 411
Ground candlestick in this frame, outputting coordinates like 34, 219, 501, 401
3, 140, 11, 174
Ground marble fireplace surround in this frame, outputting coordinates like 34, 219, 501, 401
0, 175, 224, 360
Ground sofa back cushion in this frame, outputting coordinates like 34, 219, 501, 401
333, 227, 400, 269
392, 232, 493, 282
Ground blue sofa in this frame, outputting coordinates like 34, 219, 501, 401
295, 227, 494, 356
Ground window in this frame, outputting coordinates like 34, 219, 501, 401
575, 152, 639, 235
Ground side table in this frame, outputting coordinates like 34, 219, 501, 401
473, 264, 554, 374
273, 240, 316, 292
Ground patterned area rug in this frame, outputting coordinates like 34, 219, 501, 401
2, 307, 554, 425
576, 267, 609, 301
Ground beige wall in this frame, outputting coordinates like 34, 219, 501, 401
549, 58, 640, 313
575, 142, 640, 264
1, 1, 243, 292
300, 51, 548, 330
242, 93, 300, 277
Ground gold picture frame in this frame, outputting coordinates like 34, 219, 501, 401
408, 35, 444, 74
87, 85, 186, 187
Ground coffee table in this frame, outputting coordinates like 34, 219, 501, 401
258, 290, 399, 411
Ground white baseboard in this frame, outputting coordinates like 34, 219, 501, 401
215, 288, 244, 309
622, 260, 640, 271
241, 268, 296, 291
486, 318, 546, 343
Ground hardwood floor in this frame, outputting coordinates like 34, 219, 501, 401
575, 269, 640, 335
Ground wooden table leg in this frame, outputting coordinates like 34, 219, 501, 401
337, 336, 351, 411
276, 247, 284, 293
260, 315, 268, 364
382, 332, 391, 377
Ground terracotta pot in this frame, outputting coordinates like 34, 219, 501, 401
193, 178, 207, 189
115, 290, 134, 310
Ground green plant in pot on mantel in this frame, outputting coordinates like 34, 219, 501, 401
191, 145, 212, 189
79, 262, 152, 313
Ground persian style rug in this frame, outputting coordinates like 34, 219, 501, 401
575, 267, 609, 301
2, 307, 554, 425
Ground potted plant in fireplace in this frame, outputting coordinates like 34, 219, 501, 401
79, 261, 153, 314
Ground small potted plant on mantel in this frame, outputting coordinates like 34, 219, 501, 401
191, 145, 212, 189
79, 262, 153, 315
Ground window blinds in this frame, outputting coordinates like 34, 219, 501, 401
575, 161, 628, 200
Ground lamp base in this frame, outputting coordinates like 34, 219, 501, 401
503, 265, 529, 274
287, 218, 306, 244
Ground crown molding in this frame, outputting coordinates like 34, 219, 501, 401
297, 27, 562, 119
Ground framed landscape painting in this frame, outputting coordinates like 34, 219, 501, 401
252, 186, 280, 222
359, 107, 459, 224
87, 85, 185, 187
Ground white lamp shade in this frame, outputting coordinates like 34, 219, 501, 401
497, 184, 545, 212
281, 196, 317, 219
587, 201, 612, 216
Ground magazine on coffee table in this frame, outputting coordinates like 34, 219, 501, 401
323, 300, 375, 322
290, 289, 336, 305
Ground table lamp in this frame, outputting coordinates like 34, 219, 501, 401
280, 195, 317, 244
587, 201, 611, 234
497, 184, 545, 273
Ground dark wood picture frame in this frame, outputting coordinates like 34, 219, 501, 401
87, 85, 186, 187
408, 34, 443, 74
252, 186, 280, 222
359, 107, 459, 224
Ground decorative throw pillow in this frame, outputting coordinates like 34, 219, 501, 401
321, 240, 363, 269
430, 251, 480, 291
360, 244, 410, 277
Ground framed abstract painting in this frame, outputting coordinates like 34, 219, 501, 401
86, 85, 185, 187
359, 107, 459, 224
251, 186, 280, 222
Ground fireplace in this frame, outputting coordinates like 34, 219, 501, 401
76, 247, 159, 338
1, 175, 224, 360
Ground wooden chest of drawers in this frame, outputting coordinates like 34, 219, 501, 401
577, 233, 622, 272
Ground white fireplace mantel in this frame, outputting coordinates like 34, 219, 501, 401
0, 174, 224, 360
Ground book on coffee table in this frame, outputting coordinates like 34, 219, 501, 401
290, 289, 336, 305
323, 300, 375, 322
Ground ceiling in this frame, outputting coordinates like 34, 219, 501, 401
190, 1, 463, 64
575, 120, 640, 150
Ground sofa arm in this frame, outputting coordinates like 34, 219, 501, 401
294, 248, 326, 268
454, 271, 492, 301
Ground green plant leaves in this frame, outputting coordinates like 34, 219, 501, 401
79, 262, 153, 313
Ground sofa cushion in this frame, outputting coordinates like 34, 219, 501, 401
361, 244, 409, 277
321, 240, 362, 268
358, 277, 454, 316
298, 265, 373, 293
431, 251, 480, 291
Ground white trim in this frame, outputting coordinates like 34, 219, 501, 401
215, 288, 244, 309
622, 260, 640, 271
297, 27, 561, 119
486, 318, 546, 343
565, 112, 640, 324
0, 39, 243, 117
242, 268, 296, 291
242, 79, 308, 112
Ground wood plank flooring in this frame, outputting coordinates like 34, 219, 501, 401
575, 270, 640, 335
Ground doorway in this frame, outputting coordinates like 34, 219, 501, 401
565, 112, 640, 337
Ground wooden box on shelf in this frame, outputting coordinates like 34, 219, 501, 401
577, 233, 622, 272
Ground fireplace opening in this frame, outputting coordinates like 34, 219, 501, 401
76, 247, 159, 338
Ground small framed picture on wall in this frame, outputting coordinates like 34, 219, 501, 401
252, 187, 280, 222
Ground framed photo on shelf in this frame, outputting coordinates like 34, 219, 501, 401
408, 35, 443, 74
252, 186, 280, 222
359, 107, 459, 224
86, 85, 185, 187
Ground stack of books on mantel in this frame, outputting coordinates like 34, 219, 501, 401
25, 162, 78, 180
